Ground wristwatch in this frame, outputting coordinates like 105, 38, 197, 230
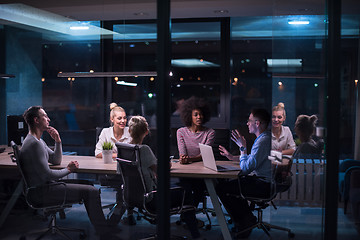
240, 146, 246, 152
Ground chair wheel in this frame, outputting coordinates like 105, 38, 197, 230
205, 224, 211, 230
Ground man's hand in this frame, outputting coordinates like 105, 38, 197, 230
219, 145, 233, 160
231, 129, 246, 148
67, 161, 79, 173
46, 126, 61, 143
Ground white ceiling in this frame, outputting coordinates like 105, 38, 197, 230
0, 0, 359, 21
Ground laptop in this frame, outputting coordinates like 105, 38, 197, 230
199, 143, 241, 172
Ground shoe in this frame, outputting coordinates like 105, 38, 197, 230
121, 214, 137, 225
183, 219, 205, 229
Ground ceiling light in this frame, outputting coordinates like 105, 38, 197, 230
288, 20, 310, 25
57, 71, 157, 78
0, 74, 15, 78
116, 81, 137, 87
267, 59, 302, 67
171, 59, 220, 68
70, 26, 89, 30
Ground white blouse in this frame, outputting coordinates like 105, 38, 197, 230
95, 127, 132, 156
271, 126, 296, 152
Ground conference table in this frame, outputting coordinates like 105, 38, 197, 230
0, 147, 239, 240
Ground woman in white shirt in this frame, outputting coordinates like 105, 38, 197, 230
271, 102, 296, 155
95, 103, 132, 158
95, 103, 134, 225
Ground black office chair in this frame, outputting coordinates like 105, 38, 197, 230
115, 142, 195, 239
234, 156, 295, 239
10, 141, 86, 240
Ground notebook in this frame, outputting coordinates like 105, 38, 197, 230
199, 143, 241, 172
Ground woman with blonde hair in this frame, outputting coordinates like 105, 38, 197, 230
271, 102, 296, 155
95, 103, 134, 225
95, 103, 131, 158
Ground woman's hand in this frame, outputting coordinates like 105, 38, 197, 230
67, 161, 79, 173
46, 126, 61, 143
179, 154, 192, 164
231, 129, 246, 148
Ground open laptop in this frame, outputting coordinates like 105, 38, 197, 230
199, 143, 241, 172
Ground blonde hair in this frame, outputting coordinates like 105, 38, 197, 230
128, 116, 149, 144
295, 114, 318, 140
272, 102, 286, 118
109, 103, 125, 126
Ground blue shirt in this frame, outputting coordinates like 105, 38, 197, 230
239, 131, 271, 181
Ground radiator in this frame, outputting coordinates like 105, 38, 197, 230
276, 159, 325, 206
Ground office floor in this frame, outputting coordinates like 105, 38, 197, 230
0, 186, 359, 240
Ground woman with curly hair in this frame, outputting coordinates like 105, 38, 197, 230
177, 96, 215, 164
176, 96, 215, 229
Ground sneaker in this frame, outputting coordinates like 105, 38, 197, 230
121, 215, 137, 225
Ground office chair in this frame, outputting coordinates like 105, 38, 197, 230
95, 127, 139, 223
234, 156, 295, 239
115, 142, 195, 239
10, 141, 86, 240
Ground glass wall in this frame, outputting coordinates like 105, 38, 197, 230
1, 0, 360, 239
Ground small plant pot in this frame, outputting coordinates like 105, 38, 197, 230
102, 150, 113, 164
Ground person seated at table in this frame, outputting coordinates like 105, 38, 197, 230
21, 106, 116, 236
271, 102, 296, 156
95, 103, 136, 225
216, 108, 272, 239
293, 114, 323, 159
95, 102, 132, 158
176, 96, 215, 226
127, 116, 202, 239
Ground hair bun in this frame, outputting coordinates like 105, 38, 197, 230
310, 115, 318, 123
109, 102, 118, 110
277, 102, 285, 108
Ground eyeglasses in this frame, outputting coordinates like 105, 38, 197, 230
247, 119, 260, 123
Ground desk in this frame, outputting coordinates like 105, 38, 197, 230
0, 149, 238, 239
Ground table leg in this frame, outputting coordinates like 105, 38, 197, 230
204, 179, 232, 240
0, 180, 23, 228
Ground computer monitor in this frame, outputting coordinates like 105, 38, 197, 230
7, 115, 28, 146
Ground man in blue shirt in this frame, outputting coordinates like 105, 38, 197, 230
217, 108, 271, 238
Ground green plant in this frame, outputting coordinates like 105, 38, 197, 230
102, 141, 113, 150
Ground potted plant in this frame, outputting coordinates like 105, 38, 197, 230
102, 141, 114, 164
